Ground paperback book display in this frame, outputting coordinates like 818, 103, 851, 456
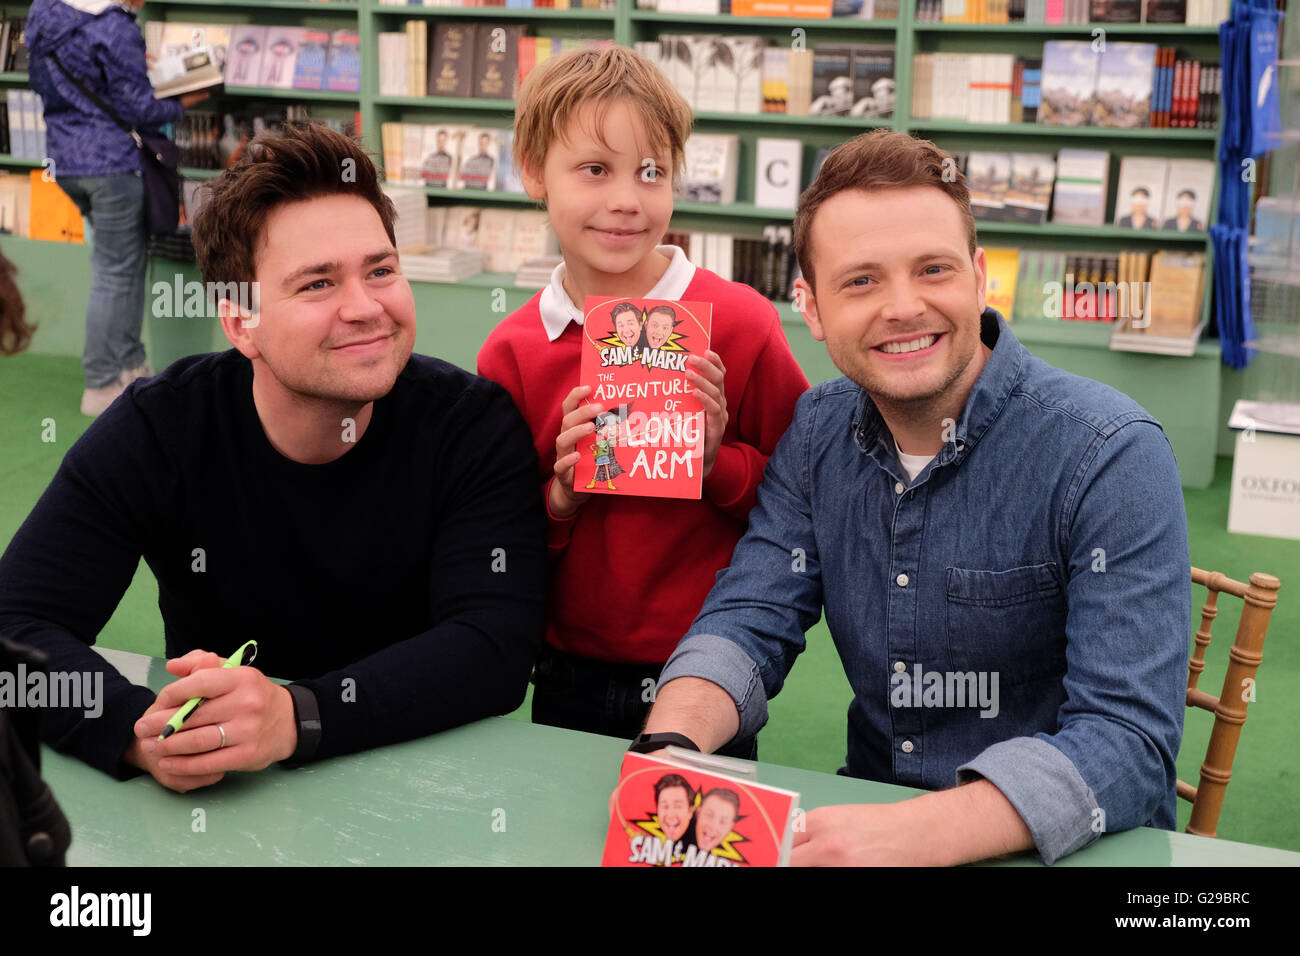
635, 0, 900, 14
379, 123, 522, 194
1113, 156, 1215, 232
146, 23, 362, 94
662, 225, 798, 301
602, 749, 800, 867
384, 21, 613, 100
912, 44, 1219, 129
948, 150, 1212, 232
1003, 245, 1206, 340
913, 0, 1230, 22
641, 36, 895, 118
381, 0, 615, 7
574, 298, 713, 500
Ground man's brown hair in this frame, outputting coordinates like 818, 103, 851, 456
192, 122, 396, 297
794, 129, 976, 291
514, 45, 693, 183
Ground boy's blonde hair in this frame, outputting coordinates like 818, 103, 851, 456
514, 46, 693, 182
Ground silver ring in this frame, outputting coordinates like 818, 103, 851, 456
217, 724, 227, 749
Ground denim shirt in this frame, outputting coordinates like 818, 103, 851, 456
659, 310, 1190, 865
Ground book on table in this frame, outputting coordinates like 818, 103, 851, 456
602, 748, 800, 867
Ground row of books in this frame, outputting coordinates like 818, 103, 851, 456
915, 0, 1227, 22
179, 107, 358, 170
1001, 246, 1206, 348
661, 225, 800, 301
224, 26, 361, 93
146, 24, 361, 96
385, 192, 561, 277
635, 0, 901, 14
379, 0, 613, 7
956, 150, 1213, 230
0, 18, 28, 74
912, 42, 1219, 129
4, 91, 47, 161
1040, 42, 1218, 129
638, 37, 895, 118
385, 22, 611, 99
380, 123, 524, 192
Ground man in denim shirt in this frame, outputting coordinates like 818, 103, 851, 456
640, 130, 1190, 865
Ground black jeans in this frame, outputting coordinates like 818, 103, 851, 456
531, 645, 758, 760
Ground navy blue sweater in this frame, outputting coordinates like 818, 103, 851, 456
0, 350, 546, 778
26, 0, 184, 177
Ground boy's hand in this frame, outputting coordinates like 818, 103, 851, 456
550, 385, 603, 518
687, 351, 728, 479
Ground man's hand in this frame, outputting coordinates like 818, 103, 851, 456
549, 385, 603, 519
791, 781, 1035, 866
178, 90, 210, 108
791, 803, 936, 866
124, 649, 298, 793
686, 351, 727, 479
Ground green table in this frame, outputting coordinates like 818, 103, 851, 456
39, 649, 1300, 866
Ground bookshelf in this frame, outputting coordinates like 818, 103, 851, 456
0, 0, 1236, 487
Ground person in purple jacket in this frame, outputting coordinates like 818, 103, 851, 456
25, 0, 208, 416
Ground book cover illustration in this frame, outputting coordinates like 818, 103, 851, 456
967, 151, 1011, 221
574, 297, 712, 500
1113, 156, 1170, 230
420, 125, 462, 188
291, 29, 330, 90
809, 46, 854, 116
1037, 41, 1098, 126
1004, 152, 1055, 223
1160, 159, 1214, 233
324, 29, 362, 93
258, 28, 303, 89
1092, 42, 1156, 128
849, 45, 895, 118
453, 128, 500, 191
226, 26, 267, 87
602, 751, 800, 867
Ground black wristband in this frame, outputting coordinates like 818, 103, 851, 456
282, 684, 321, 766
628, 732, 701, 754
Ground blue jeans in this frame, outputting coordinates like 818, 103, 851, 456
57, 172, 150, 388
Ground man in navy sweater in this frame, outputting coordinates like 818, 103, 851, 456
0, 122, 546, 792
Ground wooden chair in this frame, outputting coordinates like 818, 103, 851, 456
1178, 568, 1281, 838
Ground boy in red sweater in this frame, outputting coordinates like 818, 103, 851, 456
477, 47, 808, 753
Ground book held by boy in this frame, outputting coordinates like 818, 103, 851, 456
575, 298, 713, 500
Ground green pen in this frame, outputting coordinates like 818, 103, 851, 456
158, 640, 259, 740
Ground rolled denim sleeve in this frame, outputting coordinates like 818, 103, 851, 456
959, 417, 1189, 864
658, 390, 827, 746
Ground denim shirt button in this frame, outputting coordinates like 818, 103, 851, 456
893, 660, 906, 673
896, 573, 909, 587
894, 481, 905, 494
901, 740, 915, 754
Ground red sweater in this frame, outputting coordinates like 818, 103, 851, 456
478, 267, 809, 665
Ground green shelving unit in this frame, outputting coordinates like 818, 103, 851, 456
0, 0, 1234, 486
